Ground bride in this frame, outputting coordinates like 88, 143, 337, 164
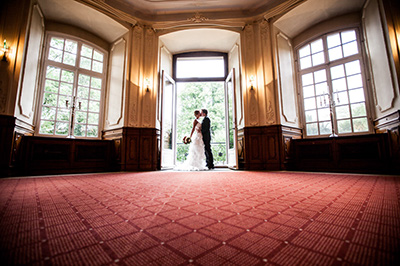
175, 110, 207, 171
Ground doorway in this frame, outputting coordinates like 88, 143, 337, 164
158, 29, 241, 170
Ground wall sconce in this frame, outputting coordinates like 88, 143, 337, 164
2, 39, 10, 62
144, 78, 150, 92
249, 75, 255, 91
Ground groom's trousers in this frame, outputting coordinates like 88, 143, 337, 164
203, 139, 214, 168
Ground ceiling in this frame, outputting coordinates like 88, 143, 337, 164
38, 0, 129, 42
159, 28, 240, 54
274, 0, 366, 38
37, 0, 366, 50
106, 0, 286, 21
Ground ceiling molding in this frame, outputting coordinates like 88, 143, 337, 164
263, 0, 307, 20
152, 17, 246, 31
75, 0, 138, 26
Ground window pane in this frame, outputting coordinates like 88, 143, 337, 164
335, 91, 349, 105
306, 123, 318, 136
74, 124, 86, 137
332, 78, 347, 92
91, 77, 102, 89
90, 89, 101, 101
81, 45, 93, 58
41, 107, 56, 120
176, 57, 225, 78
57, 109, 70, 121
76, 111, 87, 123
305, 110, 317, 122
40, 121, 55, 134
79, 74, 90, 86
338, 119, 352, 133
88, 101, 100, 112
78, 86, 89, 99
87, 125, 98, 137
349, 88, 365, 103
61, 70, 74, 83
345, 60, 361, 76
58, 95, 71, 108
303, 85, 315, 98
327, 33, 341, 48
311, 39, 323, 53
335, 105, 350, 119
88, 113, 99, 124
45, 80, 59, 93
304, 98, 316, 110
50, 37, 64, 49
330, 64, 345, 79
351, 103, 367, 117
353, 117, 368, 132
341, 30, 356, 43
347, 74, 363, 89
314, 69, 326, 83
60, 83, 73, 96
49, 48, 63, 62
80, 99, 88, 111
319, 121, 332, 135
302, 73, 314, 86
299, 45, 310, 58
300, 56, 312, 70
318, 108, 330, 121
63, 52, 76, 66
92, 60, 103, 73
93, 50, 103, 61
43, 93, 57, 106
55, 122, 69, 135
80, 57, 92, 70
328, 46, 343, 61
315, 82, 328, 96
64, 40, 77, 54
46, 66, 61, 80
312, 52, 325, 66
343, 41, 358, 57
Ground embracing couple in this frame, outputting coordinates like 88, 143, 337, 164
176, 109, 214, 171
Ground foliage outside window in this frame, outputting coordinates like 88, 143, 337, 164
298, 29, 370, 137
38, 35, 106, 138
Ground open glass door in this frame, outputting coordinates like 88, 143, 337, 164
225, 68, 238, 169
160, 70, 177, 169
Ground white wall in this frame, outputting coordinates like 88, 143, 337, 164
104, 37, 127, 130
14, 4, 44, 133
362, 0, 400, 118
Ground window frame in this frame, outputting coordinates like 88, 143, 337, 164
295, 27, 373, 138
35, 32, 108, 139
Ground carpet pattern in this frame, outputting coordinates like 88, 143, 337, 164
0, 171, 399, 265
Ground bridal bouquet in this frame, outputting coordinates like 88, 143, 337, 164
183, 136, 191, 145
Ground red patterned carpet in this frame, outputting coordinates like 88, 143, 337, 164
0, 171, 399, 265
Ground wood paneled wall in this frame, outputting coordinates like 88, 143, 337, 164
238, 125, 302, 170
103, 127, 160, 171
292, 134, 391, 174
20, 136, 113, 176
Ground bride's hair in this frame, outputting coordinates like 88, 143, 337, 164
194, 110, 200, 116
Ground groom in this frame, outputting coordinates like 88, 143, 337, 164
201, 109, 214, 169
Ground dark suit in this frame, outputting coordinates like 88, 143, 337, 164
201, 116, 214, 168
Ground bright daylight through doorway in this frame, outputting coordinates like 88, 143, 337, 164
175, 56, 227, 167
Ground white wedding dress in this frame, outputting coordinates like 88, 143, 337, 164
175, 119, 207, 171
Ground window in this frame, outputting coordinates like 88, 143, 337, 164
297, 29, 370, 137
37, 35, 106, 138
